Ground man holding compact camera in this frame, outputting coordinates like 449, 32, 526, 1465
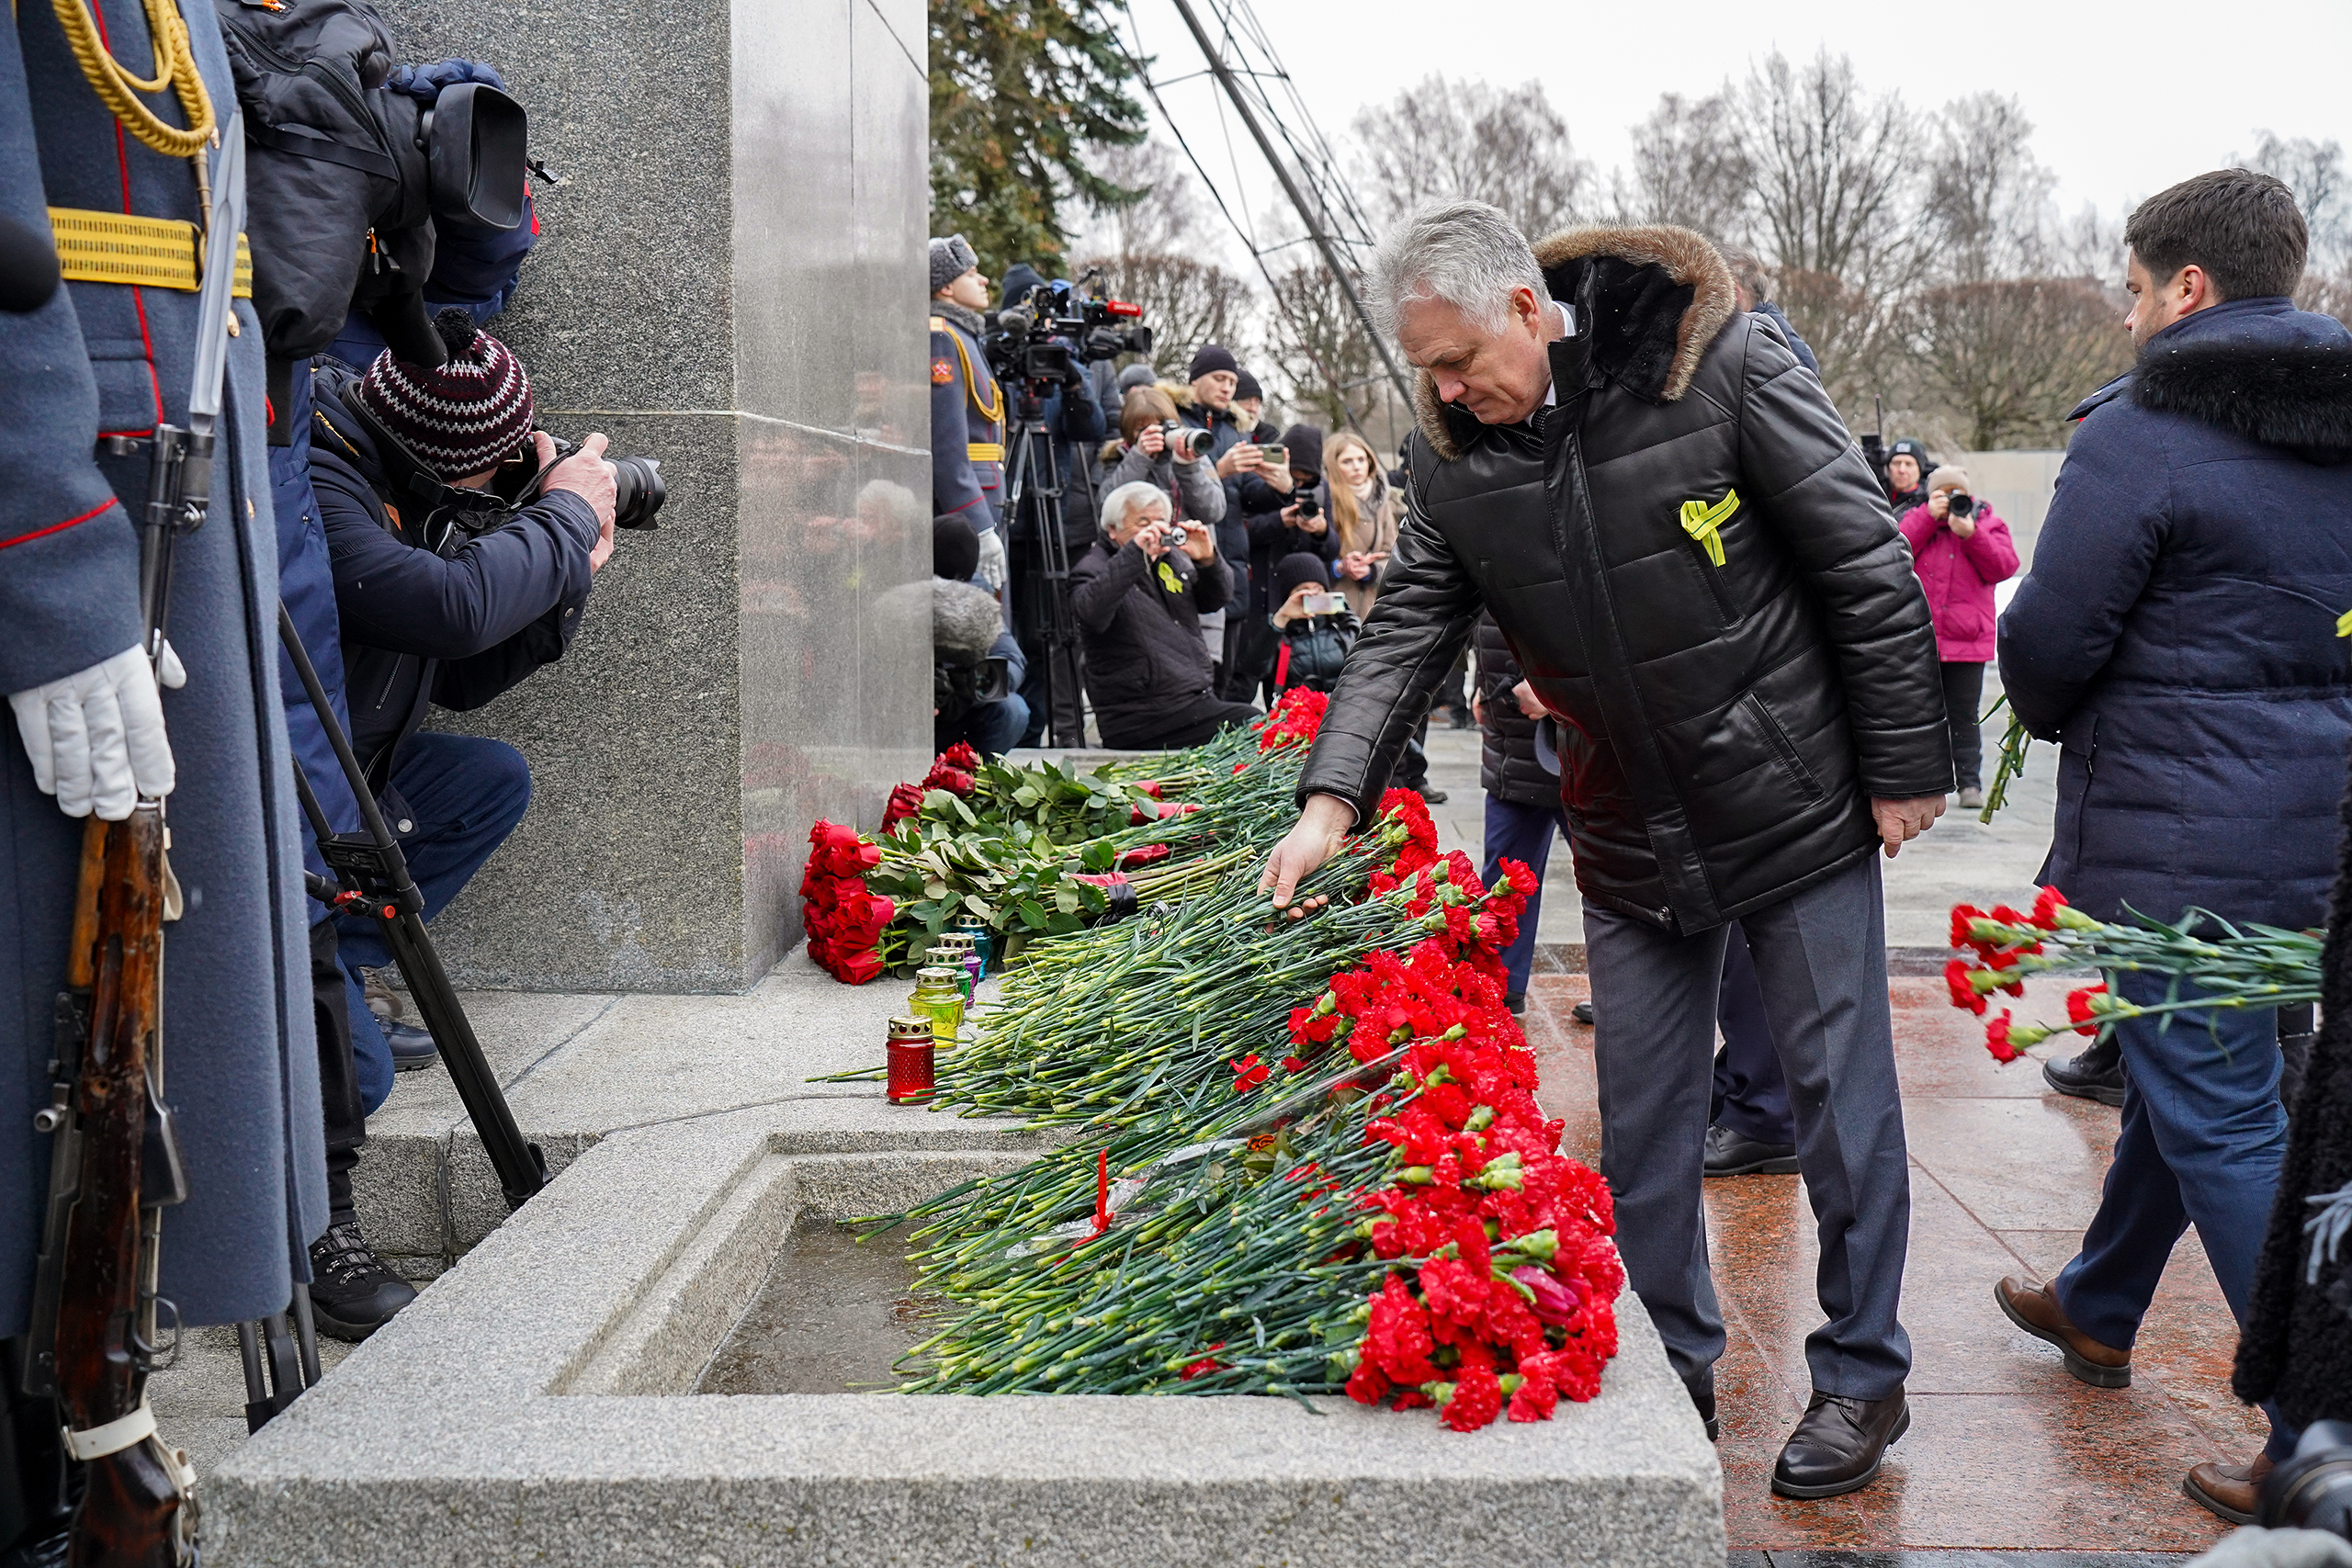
307, 310, 623, 1112
1072, 480, 1260, 749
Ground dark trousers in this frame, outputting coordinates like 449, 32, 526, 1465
1479, 794, 1567, 997
2055, 969, 2295, 1458
312, 918, 365, 1228
1941, 660, 1986, 791
1011, 535, 1088, 747
1711, 922, 1797, 1145
1585, 855, 1911, 1399
335, 732, 531, 1113
940, 695, 1031, 760
1101, 694, 1262, 750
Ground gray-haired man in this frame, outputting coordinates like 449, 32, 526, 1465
1260, 202, 1951, 1497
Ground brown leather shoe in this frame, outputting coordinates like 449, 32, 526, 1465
1995, 1276, 2131, 1388
1770, 1388, 1910, 1498
2185, 1453, 2274, 1525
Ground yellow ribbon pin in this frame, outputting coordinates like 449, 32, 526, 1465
1679, 490, 1739, 568
2336, 607, 2352, 638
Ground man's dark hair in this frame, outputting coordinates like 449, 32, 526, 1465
2124, 170, 2308, 302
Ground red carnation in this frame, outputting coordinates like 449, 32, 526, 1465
1944, 957, 1988, 1016
1439, 1359, 1502, 1431
2030, 885, 2070, 930
1228, 1054, 1271, 1092
1985, 1010, 2019, 1063
2066, 983, 2109, 1034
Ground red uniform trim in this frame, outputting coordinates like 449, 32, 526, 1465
0, 499, 117, 552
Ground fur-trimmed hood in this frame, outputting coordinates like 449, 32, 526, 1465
1413, 224, 1737, 462
2133, 339, 2352, 461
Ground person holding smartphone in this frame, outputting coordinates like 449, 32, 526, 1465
1268, 551, 1360, 695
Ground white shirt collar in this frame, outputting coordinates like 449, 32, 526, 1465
1544, 299, 1576, 406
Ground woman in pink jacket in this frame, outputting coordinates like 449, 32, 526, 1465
1901, 465, 2019, 808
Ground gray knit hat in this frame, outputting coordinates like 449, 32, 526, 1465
930, 234, 978, 295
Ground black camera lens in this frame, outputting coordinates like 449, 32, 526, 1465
609, 456, 667, 530
2263, 1420, 2352, 1538
1948, 491, 1975, 518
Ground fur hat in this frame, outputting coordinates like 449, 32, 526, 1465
1187, 343, 1238, 381
1926, 465, 1971, 494
930, 234, 978, 295
355, 308, 534, 480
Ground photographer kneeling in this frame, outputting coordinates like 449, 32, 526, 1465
311, 309, 618, 1089
1072, 481, 1260, 750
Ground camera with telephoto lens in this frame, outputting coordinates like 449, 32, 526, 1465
1159, 420, 1215, 461
2261, 1420, 2352, 1540
984, 272, 1154, 389
1291, 491, 1320, 521
1947, 491, 1975, 519
505, 432, 669, 530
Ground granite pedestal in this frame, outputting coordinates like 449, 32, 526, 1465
370, 0, 933, 992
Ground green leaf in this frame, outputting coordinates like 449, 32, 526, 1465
1080, 840, 1116, 872
924, 879, 950, 901
1054, 889, 1080, 914
1018, 898, 1048, 929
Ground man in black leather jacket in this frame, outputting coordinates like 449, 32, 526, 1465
1261, 203, 1950, 1499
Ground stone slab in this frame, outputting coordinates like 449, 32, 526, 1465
201, 1094, 1723, 1567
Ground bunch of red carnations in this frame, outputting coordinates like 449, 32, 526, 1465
800, 821, 895, 984
1295, 871, 1622, 1431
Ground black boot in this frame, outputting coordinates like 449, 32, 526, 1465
308, 1221, 418, 1342
2042, 1034, 2125, 1107
1771, 1389, 1909, 1498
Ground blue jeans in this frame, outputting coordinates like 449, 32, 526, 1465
1479, 795, 1567, 997
942, 694, 1030, 760
336, 732, 532, 1113
2054, 968, 2295, 1458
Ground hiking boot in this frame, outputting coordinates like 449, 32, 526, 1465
2043, 1036, 2126, 1107
1995, 1276, 2131, 1387
386, 1019, 440, 1072
308, 1221, 417, 1342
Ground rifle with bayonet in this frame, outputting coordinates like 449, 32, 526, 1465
20, 113, 248, 1568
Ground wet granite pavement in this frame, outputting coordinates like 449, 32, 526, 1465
1521, 971, 2249, 1559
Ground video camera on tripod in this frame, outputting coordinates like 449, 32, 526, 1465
982, 272, 1153, 389
982, 271, 1154, 748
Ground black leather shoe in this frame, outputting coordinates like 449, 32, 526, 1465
2042, 1038, 2124, 1107
309, 1220, 418, 1342
387, 1019, 440, 1072
1505, 991, 1527, 1015
1704, 1122, 1801, 1178
1572, 1000, 1594, 1025
1771, 1389, 1909, 1498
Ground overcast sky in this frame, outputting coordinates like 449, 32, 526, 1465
1124, 0, 2351, 241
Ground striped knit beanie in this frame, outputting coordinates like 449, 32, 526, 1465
356, 309, 535, 480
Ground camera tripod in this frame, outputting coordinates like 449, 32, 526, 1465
1001, 387, 1091, 750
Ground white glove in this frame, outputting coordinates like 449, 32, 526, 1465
974, 526, 1008, 592
9, 643, 184, 820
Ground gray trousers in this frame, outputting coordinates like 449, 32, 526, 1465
1583, 853, 1912, 1401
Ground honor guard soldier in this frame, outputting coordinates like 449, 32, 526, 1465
930, 234, 1006, 570
1, 0, 328, 1555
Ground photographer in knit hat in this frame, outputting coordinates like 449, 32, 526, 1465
292, 310, 619, 1335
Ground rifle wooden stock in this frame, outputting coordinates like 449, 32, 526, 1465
53, 808, 188, 1567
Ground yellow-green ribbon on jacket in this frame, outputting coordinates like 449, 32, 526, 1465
2336, 607, 2352, 639
1679, 490, 1739, 568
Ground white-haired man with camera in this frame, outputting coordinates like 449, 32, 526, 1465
1069, 480, 1260, 749
1261, 201, 1951, 1498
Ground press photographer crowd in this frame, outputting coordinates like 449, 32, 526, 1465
6, 0, 2352, 1553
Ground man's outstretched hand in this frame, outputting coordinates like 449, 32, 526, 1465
1871, 795, 1947, 858
1261, 793, 1356, 919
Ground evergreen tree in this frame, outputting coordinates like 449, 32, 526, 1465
930, 0, 1148, 277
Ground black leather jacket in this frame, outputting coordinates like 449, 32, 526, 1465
1298, 226, 1949, 932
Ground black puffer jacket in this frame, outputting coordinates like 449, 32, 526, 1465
1070, 536, 1233, 747
1474, 613, 1554, 807
1298, 225, 1950, 932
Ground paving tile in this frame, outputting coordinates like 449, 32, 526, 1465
1890, 976, 2084, 1100
1902, 1097, 2120, 1231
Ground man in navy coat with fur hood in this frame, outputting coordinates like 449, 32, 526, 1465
1992, 168, 2352, 1525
